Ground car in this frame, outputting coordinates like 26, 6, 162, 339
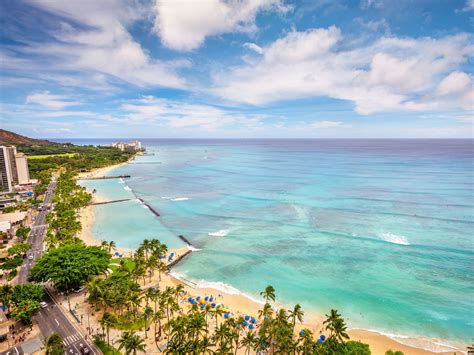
28, 254, 34, 260
40, 301, 48, 308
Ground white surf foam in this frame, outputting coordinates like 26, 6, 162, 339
124, 186, 132, 191
161, 196, 190, 201
187, 245, 201, 252
118, 179, 125, 184
379, 232, 410, 245
208, 229, 229, 237
351, 328, 464, 353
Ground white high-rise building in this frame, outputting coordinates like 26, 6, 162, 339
0, 146, 30, 192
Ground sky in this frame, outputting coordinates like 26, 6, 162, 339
0, 0, 473, 139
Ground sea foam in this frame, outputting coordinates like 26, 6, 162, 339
208, 230, 228, 237
379, 233, 410, 245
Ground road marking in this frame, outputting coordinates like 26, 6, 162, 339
55, 318, 59, 326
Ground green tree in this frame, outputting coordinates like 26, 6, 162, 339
29, 243, 110, 291
45, 333, 65, 355
289, 303, 304, 328
117, 331, 146, 355
8, 242, 32, 256
260, 285, 276, 303
385, 350, 404, 355
15, 226, 31, 240
9, 283, 44, 323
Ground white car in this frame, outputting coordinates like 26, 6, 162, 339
28, 254, 34, 260
40, 301, 48, 308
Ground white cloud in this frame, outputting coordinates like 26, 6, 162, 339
26, 91, 80, 109
243, 42, 264, 54
153, 0, 290, 51
435, 71, 471, 96
310, 120, 351, 129
463, 0, 474, 11
120, 96, 265, 130
212, 27, 473, 114
16, 0, 186, 89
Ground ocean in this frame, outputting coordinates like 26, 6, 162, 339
74, 139, 473, 349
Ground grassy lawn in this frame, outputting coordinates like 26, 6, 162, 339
94, 338, 121, 355
28, 153, 77, 159
112, 313, 146, 331
109, 257, 135, 273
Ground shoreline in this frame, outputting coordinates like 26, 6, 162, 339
76, 163, 466, 355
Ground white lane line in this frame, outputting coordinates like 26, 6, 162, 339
55, 318, 59, 326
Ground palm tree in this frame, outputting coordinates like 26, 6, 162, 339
45, 333, 64, 355
240, 330, 257, 355
117, 331, 146, 355
100, 312, 116, 345
153, 310, 164, 349
213, 305, 224, 328
108, 240, 116, 253
288, 303, 304, 327
260, 285, 276, 303
174, 284, 185, 304
331, 317, 350, 344
100, 240, 108, 251
140, 239, 151, 260
143, 306, 154, 339
323, 309, 342, 336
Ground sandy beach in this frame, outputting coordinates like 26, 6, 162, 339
75, 163, 465, 355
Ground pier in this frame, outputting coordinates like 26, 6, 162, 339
78, 175, 131, 180
90, 198, 132, 206
138, 198, 161, 217
178, 235, 193, 246
167, 249, 192, 269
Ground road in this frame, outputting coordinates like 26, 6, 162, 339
17, 178, 56, 284
6, 177, 100, 355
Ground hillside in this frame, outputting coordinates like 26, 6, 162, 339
0, 129, 49, 145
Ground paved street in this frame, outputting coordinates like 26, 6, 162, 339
17, 178, 56, 284
5, 177, 100, 355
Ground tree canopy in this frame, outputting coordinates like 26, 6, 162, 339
29, 243, 110, 291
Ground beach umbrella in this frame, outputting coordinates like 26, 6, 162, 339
204, 296, 209, 301
250, 317, 256, 323
196, 296, 201, 301
249, 324, 255, 330
188, 297, 193, 302
211, 303, 216, 307
242, 321, 248, 326
209, 297, 214, 302
200, 304, 205, 309
320, 335, 326, 341
244, 315, 250, 321
317, 339, 323, 344
224, 313, 229, 319
299, 330, 305, 336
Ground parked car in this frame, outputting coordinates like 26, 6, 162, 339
40, 301, 48, 308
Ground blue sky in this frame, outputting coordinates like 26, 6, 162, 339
0, 0, 472, 138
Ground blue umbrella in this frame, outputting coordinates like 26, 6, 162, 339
209, 297, 214, 302
242, 321, 248, 326
251, 317, 256, 323
188, 297, 193, 302
299, 330, 305, 336
224, 313, 229, 319
244, 315, 250, 321
317, 339, 323, 344
249, 324, 255, 330
204, 296, 209, 301
320, 335, 326, 341
200, 304, 205, 309
196, 296, 201, 301
211, 303, 216, 307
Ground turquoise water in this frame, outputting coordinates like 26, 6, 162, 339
80, 139, 473, 347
